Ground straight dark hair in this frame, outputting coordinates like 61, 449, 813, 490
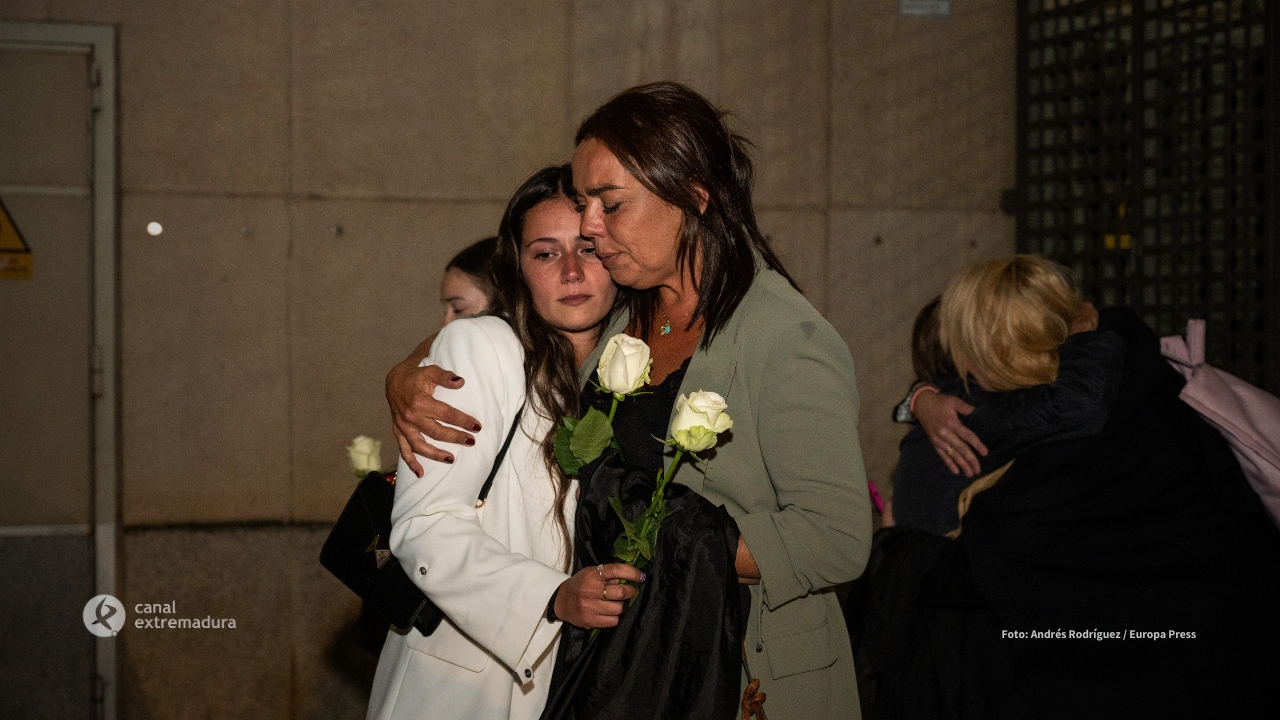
575, 81, 797, 347
912, 296, 958, 384
490, 165, 594, 571
445, 236, 498, 305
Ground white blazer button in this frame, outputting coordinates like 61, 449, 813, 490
419, 567, 426, 575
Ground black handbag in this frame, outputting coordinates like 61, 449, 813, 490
320, 406, 525, 636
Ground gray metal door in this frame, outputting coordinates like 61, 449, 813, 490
0, 22, 118, 720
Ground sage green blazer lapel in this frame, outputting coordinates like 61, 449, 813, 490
661, 302, 745, 488
577, 295, 748, 486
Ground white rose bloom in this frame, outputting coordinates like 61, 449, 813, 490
347, 435, 383, 477
669, 390, 733, 452
596, 333, 653, 397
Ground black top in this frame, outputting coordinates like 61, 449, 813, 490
542, 357, 746, 720
584, 357, 691, 478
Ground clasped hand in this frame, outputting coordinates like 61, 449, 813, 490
554, 563, 644, 629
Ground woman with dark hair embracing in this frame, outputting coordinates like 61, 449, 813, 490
389, 83, 873, 719
369, 165, 645, 720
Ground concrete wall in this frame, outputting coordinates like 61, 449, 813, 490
2, 1, 1015, 717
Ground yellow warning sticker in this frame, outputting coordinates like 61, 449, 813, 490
0, 196, 33, 280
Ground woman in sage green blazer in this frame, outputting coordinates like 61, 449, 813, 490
578, 269, 871, 716
567, 82, 873, 718
388, 83, 873, 719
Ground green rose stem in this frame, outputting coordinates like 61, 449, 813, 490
589, 447, 688, 643
583, 390, 731, 642
655, 450, 684, 497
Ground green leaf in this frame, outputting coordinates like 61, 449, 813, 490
613, 534, 633, 560
570, 407, 614, 464
637, 536, 652, 561
554, 421, 584, 476
608, 497, 636, 535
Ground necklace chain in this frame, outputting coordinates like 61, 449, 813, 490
659, 305, 689, 336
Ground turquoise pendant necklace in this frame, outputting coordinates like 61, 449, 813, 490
660, 304, 690, 336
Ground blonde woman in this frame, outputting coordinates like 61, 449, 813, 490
865, 255, 1280, 718
886, 290, 1125, 537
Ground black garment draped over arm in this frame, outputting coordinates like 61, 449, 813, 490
863, 309, 1280, 719
541, 359, 746, 720
893, 328, 1127, 536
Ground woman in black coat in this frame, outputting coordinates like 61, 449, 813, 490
863, 256, 1280, 719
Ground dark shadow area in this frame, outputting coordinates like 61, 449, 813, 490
323, 600, 389, 700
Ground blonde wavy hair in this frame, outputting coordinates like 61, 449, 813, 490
938, 255, 1082, 391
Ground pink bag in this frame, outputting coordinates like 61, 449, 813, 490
1161, 320, 1280, 525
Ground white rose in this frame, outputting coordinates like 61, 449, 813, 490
347, 435, 383, 477
669, 390, 733, 452
596, 333, 653, 397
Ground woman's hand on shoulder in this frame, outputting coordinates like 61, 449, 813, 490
1071, 301, 1099, 334
553, 563, 644, 629
914, 390, 988, 477
386, 332, 483, 477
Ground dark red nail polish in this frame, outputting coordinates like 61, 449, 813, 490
472, 424, 482, 432
464, 438, 475, 446
443, 456, 454, 464
450, 375, 461, 382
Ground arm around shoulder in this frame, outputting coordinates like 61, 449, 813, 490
389, 317, 567, 674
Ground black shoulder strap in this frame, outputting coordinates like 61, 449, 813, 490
476, 403, 525, 505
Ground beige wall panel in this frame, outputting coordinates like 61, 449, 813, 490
571, 0, 722, 125
289, 198, 505, 522
121, 527, 294, 719
121, 195, 291, 525
293, 0, 569, 201
121, 526, 376, 718
0, 196, 92, 526
0, 49, 89, 187
720, 0, 828, 209
572, 0, 827, 207
826, 208, 1014, 492
831, 0, 1015, 211
0, 3, 48, 20
287, 527, 379, 716
43, 0, 129, 23
757, 208, 827, 313
94, 0, 293, 194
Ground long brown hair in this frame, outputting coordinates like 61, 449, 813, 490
490, 165, 602, 571
575, 81, 796, 347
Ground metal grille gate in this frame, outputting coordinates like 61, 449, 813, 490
1016, 0, 1277, 391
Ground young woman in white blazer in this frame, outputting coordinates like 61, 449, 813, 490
366, 166, 644, 720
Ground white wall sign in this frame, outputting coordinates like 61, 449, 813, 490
900, 0, 952, 18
